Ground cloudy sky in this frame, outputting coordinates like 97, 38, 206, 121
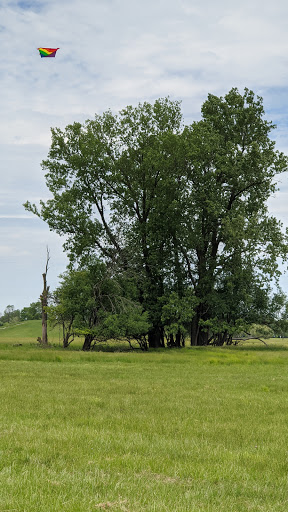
1, 0, 288, 315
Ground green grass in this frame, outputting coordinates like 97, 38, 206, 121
0, 320, 132, 351
0, 325, 288, 510
0, 320, 60, 344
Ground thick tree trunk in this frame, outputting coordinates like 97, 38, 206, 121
198, 329, 209, 346
190, 306, 209, 346
190, 315, 199, 346
82, 334, 94, 351
148, 325, 165, 348
175, 330, 181, 347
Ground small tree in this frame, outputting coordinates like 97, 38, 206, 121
49, 269, 92, 348
49, 261, 120, 350
4, 305, 15, 324
49, 261, 151, 350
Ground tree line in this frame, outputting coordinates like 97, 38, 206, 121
0, 302, 42, 326
24, 88, 288, 349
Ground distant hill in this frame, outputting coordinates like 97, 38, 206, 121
0, 320, 61, 345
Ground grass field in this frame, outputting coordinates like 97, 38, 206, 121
0, 322, 288, 511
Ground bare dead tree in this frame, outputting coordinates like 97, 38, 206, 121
39, 247, 50, 346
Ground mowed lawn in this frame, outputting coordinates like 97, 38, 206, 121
0, 323, 288, 511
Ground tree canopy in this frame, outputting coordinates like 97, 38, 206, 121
48, 260, 149, 350
24, 89, 288, 347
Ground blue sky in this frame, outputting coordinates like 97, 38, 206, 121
1, 0, 288, 314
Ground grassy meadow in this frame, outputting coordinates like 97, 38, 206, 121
0, 322, 288, 511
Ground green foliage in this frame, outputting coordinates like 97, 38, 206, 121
24, 89, 288, 347
0, 305, 21, 325
20, 301, 42, 321
49, 261, 116, 349
249, 323, 274, 339
161, 291, 198, 343
0, 302, 42, 325
181, 88, 288, 344
101, 307, 150, 350
48, 260, 150, 350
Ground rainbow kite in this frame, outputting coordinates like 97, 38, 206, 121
38, 48, 59, 58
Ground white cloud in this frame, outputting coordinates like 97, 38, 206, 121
0, 245, 14, 256
1, 0, 288, 310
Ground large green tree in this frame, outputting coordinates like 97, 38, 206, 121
179, 88, 288, 344
25, 98, 184, 347
25, 89, 288, 346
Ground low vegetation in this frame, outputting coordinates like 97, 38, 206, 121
0, 323, 288, 511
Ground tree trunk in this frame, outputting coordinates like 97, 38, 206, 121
148, 325, 165, 348
40, 273, 49, 346
63, 332, 70, 348
40, 248, 50, 346
168, 331, 182, 347
62, 318, 74, 348
190, 306, 209, 346
175, 330, 181, 347
190, 315, 199, 346
82, 333, 94, 351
